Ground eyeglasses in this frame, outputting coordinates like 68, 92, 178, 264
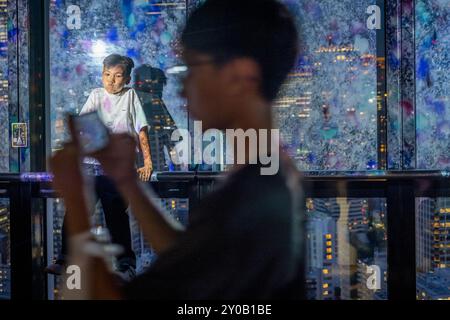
165, 59, 216, 77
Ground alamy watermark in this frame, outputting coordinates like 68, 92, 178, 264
66, 265, 82, 290
366, 265, 382, 291
169, 121, 280, 175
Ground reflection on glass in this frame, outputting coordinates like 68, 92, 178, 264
0, 199, 10, 299
48, 2, 190, 298
416, 197, 450, 300
306, 198, 387, 300
275, 0, 379, 171
0, 0, 9, 172
415, 1, 450, 169
131, 198, 188, 273
47, 197, 188, 299
133, 65, 179, 171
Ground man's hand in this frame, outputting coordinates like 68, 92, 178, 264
91, 134, 139, 186
137, 161, 153, 181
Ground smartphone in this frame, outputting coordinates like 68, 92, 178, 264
71, 111, 110, 154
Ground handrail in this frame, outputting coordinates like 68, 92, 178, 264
153, 170, 450, 181
0, 170, 449, 184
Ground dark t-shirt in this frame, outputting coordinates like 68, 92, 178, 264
122, 161, 305, 299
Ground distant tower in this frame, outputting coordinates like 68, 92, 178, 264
133, 65, 178, 172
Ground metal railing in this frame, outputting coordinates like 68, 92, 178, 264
2, 170, 450, 299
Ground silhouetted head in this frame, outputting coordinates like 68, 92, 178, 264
133, 65, 167, 95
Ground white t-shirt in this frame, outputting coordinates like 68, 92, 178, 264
80, 87, 148, 135
80, 87, 149, 166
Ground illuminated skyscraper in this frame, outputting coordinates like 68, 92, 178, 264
305, 211, 338, 300
308, 198, 384, 299
417, 198, 450, 274
416, 198, 435, 273
133, 65, 179, 172
356, 249, 387, 300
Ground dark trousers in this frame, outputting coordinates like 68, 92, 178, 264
60, 175, 136, 266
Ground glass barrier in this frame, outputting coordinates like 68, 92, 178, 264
0, 198, 10, 299
0, 0, 30, 173
49, 0, 188, 171
190, 0, 385, 172
0, 0, 8, 171
46, 196, 188, 300
275, 0, 383, 171
415, 0, 450, 170
306, 198, 387, 300
416, 197, 450, 300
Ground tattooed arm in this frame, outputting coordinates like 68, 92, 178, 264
137, 128, 153, 181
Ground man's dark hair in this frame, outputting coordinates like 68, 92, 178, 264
181, 0, 299, 101
103, 54, 135, 78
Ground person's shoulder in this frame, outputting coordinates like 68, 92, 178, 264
122, 87, 142, 101
123, 87, 138, 97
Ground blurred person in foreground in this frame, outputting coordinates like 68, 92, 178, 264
50, 0, 305, 299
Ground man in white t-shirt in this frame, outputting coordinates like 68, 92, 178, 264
46, 54, 153, 279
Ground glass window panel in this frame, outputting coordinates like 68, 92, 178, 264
415, 1, 450, 169
49, 0, 188, 171
0, 0, 29, 173
275, 0, 380, 171
46, 196, 188, 300
131, 197, 188, 273
48, 0, 191, 298
416, 197, 450, 300
188, 0, 383, 172
0, 0, 9, 172
306, 198, 387, 300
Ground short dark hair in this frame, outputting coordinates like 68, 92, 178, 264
103, 54, 135, 77
181, 0, 299, 101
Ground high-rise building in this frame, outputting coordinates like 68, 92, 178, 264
356, 249, 387, 300
417, 269, 450, 300
313, 198, 368, 234
307, 198, 385, 299
416, 198, 435, 273
433, 198, 450, 270
274, 68, 313, 161
416, 198, 450, 274
131, 198, 189, 274
133, 65, 180, 172
305, 211, 338, 300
